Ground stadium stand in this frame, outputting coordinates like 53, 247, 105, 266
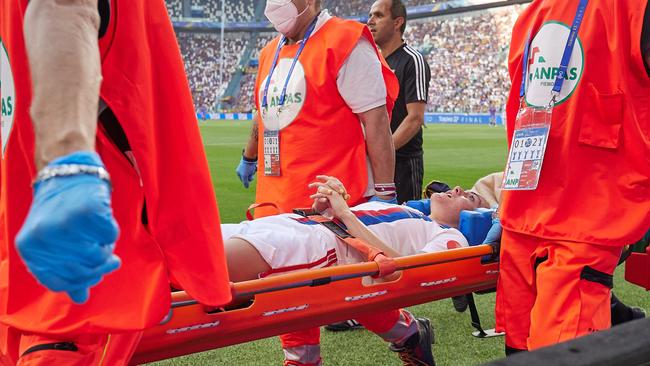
165, 0, 182, 19
165, 0, 257, 21
165, 0, 454, 20
194, 0, 257, 22
325, 0, 451, 17
405, 6, 522, 113
169, 0, 524, 114
177, 32, 248, 111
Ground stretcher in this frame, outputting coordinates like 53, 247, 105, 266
131, 208, 498, 364
130, 243, 499, 365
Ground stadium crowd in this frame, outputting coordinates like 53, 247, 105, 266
177, 32, 248, 111
325, 0, 450, 16
165, 0, 257, 21
404, 7, 522, 113
172, 3, 523, 114
165, 0, 454, 20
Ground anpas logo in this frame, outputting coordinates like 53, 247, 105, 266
1, 39, 15, 157
259, 58, 306, 131
525, 21, 584, 107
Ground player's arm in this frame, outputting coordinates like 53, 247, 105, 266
24, 0, 101, 169
392, 102, 425, 150
309, 176, 400, 258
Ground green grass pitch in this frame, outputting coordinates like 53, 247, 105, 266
150, 121, 649, 366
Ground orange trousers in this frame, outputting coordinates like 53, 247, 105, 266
0, 325, 141, 366
495, 229, 622, 351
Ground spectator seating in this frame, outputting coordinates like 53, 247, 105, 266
177, 32, 248, 111
172, 4, 525, 114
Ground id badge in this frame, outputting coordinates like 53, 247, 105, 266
263, 129, 281, 176
502, 104, 552, 190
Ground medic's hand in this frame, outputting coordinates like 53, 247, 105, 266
309, 175, 351, 218
369, 195, 398, 204
236, 155, 257, 188
483, 217, 502, 245
15, 152, 121, 304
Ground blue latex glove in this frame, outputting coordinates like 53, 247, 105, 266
236, 156, 257, 188
482, 217, 502, 244
404, 199, 431, 215
15, 151, 121, 304
369, 195, 398, 204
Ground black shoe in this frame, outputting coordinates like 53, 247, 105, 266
324, 319, 363, 332
389, 317, 435, 366
631, 307, 646, 320
452, 295, 468, 313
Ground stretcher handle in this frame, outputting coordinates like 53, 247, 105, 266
246, 202, 281, 220
171, 244, 497, 309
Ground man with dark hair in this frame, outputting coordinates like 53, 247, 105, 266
368, 0, 431, 204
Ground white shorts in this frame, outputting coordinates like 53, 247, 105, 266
221, 215, 344, 278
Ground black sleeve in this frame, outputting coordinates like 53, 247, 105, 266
403, 52, 430, 104
98, 0, 110, 39
642, 1, 650, 76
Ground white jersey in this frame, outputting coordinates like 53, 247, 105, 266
220, 202, 468, 277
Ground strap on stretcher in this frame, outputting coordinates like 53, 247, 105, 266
130, 243, 499, 365
292, 208, 397, 278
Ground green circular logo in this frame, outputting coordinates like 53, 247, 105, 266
524, 21, 585, 107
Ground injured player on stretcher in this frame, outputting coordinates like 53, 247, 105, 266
220, 175, 490, 366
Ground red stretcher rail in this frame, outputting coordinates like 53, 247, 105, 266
131, 244, 498, 365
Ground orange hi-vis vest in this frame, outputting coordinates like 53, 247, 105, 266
501, 0, 650, 246
253, 17, 399, 218
0, 0, 231, 336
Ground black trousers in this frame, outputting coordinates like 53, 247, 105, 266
395, 155, 424, 204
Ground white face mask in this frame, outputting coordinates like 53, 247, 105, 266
264, 0, 310, 35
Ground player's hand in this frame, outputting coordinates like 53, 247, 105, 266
236, 155, 257, 188
309, 175, 351, 218
15, 151, 121, 304
369, 195, 398, 204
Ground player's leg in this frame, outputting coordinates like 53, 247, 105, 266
357, 310, 435, 366
224, 237, 272, 282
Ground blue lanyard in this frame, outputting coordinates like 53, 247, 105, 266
520, 0, 589, 101
261, 16, 319, 109
519, 32, 532, 98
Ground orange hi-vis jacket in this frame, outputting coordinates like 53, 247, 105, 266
0, 0, 231, 336
500, 0, 650, 246
253, 17, 399, 217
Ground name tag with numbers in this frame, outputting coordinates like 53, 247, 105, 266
502, 105, 552, 190
263, 129, 281, 176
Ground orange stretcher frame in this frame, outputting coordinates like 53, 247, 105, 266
130, 244, 498, 365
